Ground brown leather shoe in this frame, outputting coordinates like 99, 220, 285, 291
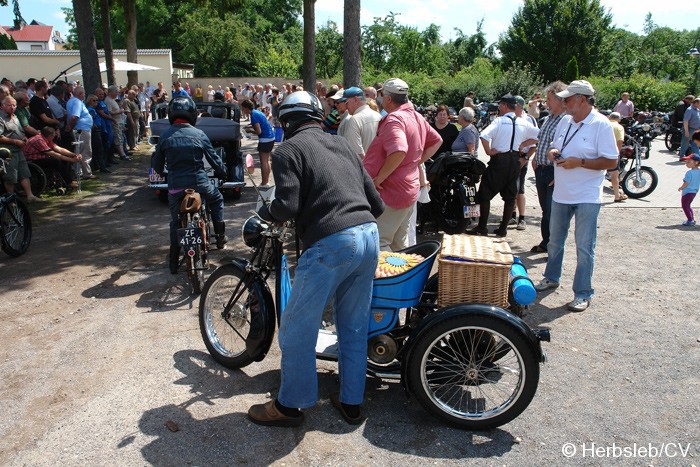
247, 400, 304, 427
330, 392, 365, 425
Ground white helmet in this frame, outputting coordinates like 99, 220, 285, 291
278, 91, 324, 138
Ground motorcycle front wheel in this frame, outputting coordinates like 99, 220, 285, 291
664, 131, 680, 151
0, 198, 32, 257
406, 314, 539, 430
622, 166, 658, 199
199, 264, 266, 369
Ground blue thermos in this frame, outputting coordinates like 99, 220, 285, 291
509, 257, 536, 306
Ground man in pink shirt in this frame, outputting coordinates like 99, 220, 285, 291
363, 78, 442, 250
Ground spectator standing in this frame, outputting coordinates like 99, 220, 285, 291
671, 95, 693, 129
452, 107, 479, 156
510, 95, 538, 230
193, 84, 203, 103
534, 80, 619, 312
323, 90, 345, 134
679, 97, 700, 158
528, 92, 543, 120
47, 83, 71, 150
247, 91, 384, 427
66, 86, 96, 179
29, 81, 60, 133
95, 88, 116, 167
26, 78, 36, 98
240, 99, 275, 187
105, 85, 130, 161
363, 78, 443, 250
607, 112, 627, 202
613, 92, 634, 118
206, 85, 215, 103
137, 83, 149, 139
337, 87, 381, 159
530, 81, 567, 253
86, 94, 109, 173
467, 94, 539, 237
678, 150, 700, 226
13, 91, 38, 137
171, 81, 189, 98
0, 96, 41, 201
124, 90, 141, 151
431, 105, 459, 156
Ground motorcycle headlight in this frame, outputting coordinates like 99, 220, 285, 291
641, 124, 651, 132
241, 216, 268, 247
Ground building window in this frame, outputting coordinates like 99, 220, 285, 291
30, 44, 43, 50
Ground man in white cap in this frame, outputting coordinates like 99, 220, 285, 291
534, 80, 618, 312
338, 86, 381, 158
363, 78, 443, 250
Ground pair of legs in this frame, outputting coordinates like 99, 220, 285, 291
679, 129, 699, 158
682, 193, 696, 222
2, 151, 39, 200
276, 222, 379, 408
375, 204, 413, 251
474, 154, 520, 233
515, 162, 527, 220
75, 130, 94, 177
533, 165, 554, 250
543, 201, 601, 300
257, 140, 274, 186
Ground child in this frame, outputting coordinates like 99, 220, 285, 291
678, 152, 700, 226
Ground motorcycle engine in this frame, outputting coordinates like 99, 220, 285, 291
367, 334, 398, 364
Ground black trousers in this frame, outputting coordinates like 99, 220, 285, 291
476, 152, 520, 229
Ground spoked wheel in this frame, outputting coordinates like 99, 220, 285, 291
406, 314, 539, 430
621, 165, 658, 199
0, 197, 32, 257
199, 264, 267, 369
26, 162, 47, 198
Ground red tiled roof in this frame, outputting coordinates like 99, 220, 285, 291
2, 25, 53, 43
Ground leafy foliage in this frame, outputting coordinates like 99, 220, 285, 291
588, 74, 686, 111
315, 21, 343, 79
564, 56, 579, 83
0, 34, 17, 49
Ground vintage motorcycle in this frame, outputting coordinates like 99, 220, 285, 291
617, 123, 659, 199
198, 174, 549, 430
0, 150, 32, 257
419, 152, 486, 235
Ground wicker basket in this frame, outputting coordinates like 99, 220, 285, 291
438, 234, 514, 308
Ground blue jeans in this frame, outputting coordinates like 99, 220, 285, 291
544, 201, 600, 300
277, 222, 379, 409
534, 165, 555, 249
679, 128, 699, 158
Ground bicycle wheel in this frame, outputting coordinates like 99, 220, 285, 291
26, 162, 47, 197
406, 314, 540, 430
0, 197, 32, 257
199, 263, 270, 369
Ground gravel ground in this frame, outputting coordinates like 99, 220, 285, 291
0, 140, 698, 466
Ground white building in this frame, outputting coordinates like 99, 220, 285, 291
1, 23, 55, 51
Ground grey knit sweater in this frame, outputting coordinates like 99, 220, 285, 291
259, 124, 385, 249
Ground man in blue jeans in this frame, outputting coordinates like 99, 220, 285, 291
679, 97, 700, 158
534, 80, 618, 312
248, 91, 384, 427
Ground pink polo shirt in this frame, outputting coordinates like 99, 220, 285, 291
363, 102, 442, 209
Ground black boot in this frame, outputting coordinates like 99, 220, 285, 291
169, 245, 180, 274
213, 221, 228, 250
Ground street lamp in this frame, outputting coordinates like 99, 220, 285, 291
689, 38, 700, 94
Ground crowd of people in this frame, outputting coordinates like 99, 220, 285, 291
0, 76, 159, 199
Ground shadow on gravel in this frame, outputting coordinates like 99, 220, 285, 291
655, 224, 697, 231
138, 349, 516, 464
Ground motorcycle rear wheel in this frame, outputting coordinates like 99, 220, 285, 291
187, 246, 205, 294
406, 314, 539, 430
0, 198, 32, 257
199, 264, 264, 369
622, 166, 658, 199
437, 193, 469, 235
664, 131, 680, 151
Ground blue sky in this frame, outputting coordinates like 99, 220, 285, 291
0, 0, 696, 47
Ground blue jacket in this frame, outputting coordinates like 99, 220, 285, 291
151, 123, 226, 190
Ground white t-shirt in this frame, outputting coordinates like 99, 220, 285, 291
338, 104, 381, 157
551, 109, 619, 204
480, 112, 540, 153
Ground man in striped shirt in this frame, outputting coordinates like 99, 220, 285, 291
530, 81, 567, 253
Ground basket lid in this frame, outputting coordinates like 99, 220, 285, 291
440, 234, 513, 265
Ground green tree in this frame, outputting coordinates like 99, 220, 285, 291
564, 56, 579, 82
499, 0, 612, 81
443, 21, 489, 73
0, 34, 16, 49
361, 13, 400, 72
315, 21, 343, 79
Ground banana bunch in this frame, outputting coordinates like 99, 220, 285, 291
375, 252, 425, 278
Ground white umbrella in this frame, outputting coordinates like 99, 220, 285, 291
66, 59, 161, 76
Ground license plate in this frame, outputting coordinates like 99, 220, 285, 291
464, 204, 480, 218
149, 168, 165, 183
177, 227, 203, 247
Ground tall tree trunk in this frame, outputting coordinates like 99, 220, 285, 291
302, 0, 316, 93
123, 0, 138, 87
100, 0, 116, 86
343, 0, 361, 88
72, 0, 101, 94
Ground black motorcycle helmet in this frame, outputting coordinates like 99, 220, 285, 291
278, 91, 324, 139
168, 96, 197, 125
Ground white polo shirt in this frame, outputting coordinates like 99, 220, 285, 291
480, 112, 539, 153
338, 104, 381, 157
551, 109, 618, 204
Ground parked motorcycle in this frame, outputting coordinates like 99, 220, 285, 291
665, 125, 682, 152
0, 150, 32, 257
419, 152, 486, 234
198, 171, 549, 430
618, 123, 659, 199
